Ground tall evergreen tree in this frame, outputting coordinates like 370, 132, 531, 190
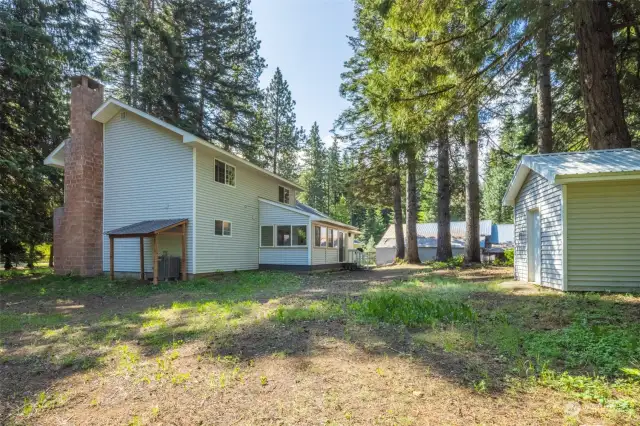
0, 0, 99, 268
262, 68, 299, 176
299, 122, 326, 210
574, 0, 631, 149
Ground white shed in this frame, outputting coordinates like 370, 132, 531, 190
503, 149, 640, 292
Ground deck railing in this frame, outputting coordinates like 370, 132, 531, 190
347, 249, 376, 268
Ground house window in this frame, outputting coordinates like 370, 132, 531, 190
279, 186, 290, 204
215, 220, 232, 236
277, 225, 291, 246
320, 227, 327, 247
261, 225, 274, 246
215, 159, 235, 186
292, 225, 307, 246
333, 229, 339, 248
327, 229, 334, 248
274, 225, 308, 247
314, 226, 321, 247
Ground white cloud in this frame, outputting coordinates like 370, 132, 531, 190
322, 134, 334, 147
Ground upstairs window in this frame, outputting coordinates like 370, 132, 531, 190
279, 186, 290, 204
214, 220, 232, 236
215, 159, 235, 186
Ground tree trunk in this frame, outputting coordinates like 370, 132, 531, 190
536, 0, 553, 154
436, 126, 452, 261
404, 145, 421, 264
49, 243, 54, 268
464, 106, 481, 264
574, 0, 631, 149
26, 243, 35, 269
391, 150, 405, 261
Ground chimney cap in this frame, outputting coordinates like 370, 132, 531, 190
71, 75, 103, 90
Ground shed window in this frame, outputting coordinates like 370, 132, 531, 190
279, 186, 290, 204
261, 226, 274, 246
215, 220, 231, 236
314, 226, 321, 247
320, 227, 327, 247
215, 159, 235, 186
327, 229, 334, 248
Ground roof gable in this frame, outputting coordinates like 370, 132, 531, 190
90, 98, 303, 191
502, 149, 640, 206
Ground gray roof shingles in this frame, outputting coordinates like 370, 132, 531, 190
106, 219, 188, 236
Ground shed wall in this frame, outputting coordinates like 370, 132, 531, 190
566, 180, 640, 291
513, 171, 563, 289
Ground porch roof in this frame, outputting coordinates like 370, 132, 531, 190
106, 218, 188, 237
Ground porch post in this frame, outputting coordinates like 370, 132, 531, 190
153, 235, 158, 285
139, 236, 145, 281
181, 223, 187, 281
109, 235, 114, 281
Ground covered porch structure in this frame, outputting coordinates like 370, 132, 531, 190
106, 219, 188, 284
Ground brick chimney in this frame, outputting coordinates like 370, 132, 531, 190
54, 76, 104, 276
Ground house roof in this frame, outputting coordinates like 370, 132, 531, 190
375, 220, 492, 249
503, 149, 640, 206
106, 219, 188, 236
43, 138, 68, 168
46, 98, 303, 191
258, 198, 359, 232
294, 201, 331, 219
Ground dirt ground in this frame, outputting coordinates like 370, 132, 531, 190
0, 266, 635, 425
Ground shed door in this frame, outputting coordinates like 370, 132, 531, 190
527, 210, 541, 283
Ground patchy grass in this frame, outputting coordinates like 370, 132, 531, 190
0, 268, 301, 300
1, 266, 640, 425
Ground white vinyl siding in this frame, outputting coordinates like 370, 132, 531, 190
103, 113, 194, 274
566, 180, 640, 291
513, 171, 563, 289
196, 152, 289, 272
311, 223, 352, 265
258, 200, 310, 266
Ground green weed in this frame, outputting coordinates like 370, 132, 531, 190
349, 291, 477, 327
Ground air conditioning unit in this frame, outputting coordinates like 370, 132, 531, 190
158, 253, 181, 281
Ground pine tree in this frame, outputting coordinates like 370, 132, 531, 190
299, 122, 326, 210
326, 137, 342, 215
0, 0, 99, 268
262, 68, 299, 176
99, 0, 264, 147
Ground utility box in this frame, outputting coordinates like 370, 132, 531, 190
158, 254, 181, 281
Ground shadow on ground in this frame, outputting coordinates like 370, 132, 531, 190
1, 266, 639, 423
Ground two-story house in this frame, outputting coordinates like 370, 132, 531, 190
44, 76, 358, 283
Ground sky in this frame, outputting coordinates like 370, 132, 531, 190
250, 0, 356, 146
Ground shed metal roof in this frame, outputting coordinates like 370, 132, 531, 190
503, 149, 640, 206
378, 221, 492, 241
375, 221, 492, 249
106, 219, 188, 236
